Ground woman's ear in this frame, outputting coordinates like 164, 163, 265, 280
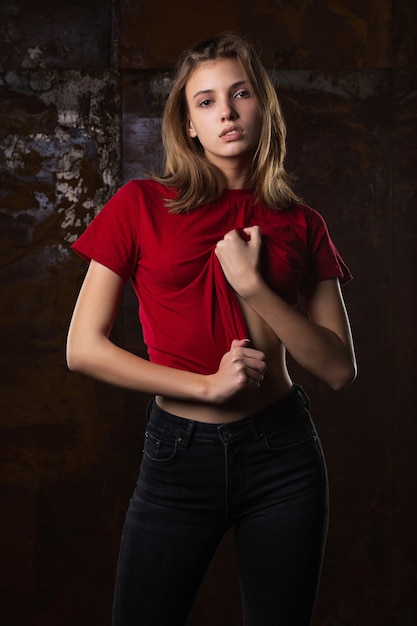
188, 119, 197, 138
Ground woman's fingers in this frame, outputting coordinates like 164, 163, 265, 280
207, 339, 267, 403
214, 228, 263, 297
229, 339, 266, 383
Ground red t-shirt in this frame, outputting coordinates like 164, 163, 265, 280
72, 180, 352, 375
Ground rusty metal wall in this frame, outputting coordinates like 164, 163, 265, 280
1, 1, 416, 625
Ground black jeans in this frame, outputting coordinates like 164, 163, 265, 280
112, 385, 329, 626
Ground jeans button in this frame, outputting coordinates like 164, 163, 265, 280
223, 430, 232, 440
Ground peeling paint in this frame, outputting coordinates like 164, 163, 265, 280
123, 116, 163, 182
22, 46, 44, 69
0, 70, 121, 256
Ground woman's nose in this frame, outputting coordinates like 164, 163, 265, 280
221, 101, 238, 121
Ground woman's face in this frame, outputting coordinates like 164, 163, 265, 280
185, 57, 263, 172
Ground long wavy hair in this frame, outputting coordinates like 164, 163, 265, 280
150, 31, 299, 213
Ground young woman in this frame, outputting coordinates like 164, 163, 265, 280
67, 32, 356, 626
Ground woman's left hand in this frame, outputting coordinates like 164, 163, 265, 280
215, 225, 263, 299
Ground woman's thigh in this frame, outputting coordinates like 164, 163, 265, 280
234, 399, 329, 626
112, 491, 223, 626
112, 406, 227, 626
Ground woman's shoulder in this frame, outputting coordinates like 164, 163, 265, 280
123, 179, 177, 203
285, 201, 330, 232
288, 200, 321, 219
260, 200, 322, 228
90, 180, 177, 229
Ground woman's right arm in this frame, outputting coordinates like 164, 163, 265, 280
66, 260, 266, 404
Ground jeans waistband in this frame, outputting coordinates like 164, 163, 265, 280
146, 384, 310, 448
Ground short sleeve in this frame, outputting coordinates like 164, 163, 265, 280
72, 182, 141, 282
301, 208, 352, 293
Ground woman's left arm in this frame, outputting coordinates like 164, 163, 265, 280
215, 226, 357, 391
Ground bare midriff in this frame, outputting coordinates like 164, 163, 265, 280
156, 297, 293, 424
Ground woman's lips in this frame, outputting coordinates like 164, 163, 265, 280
220, 126, 244, 141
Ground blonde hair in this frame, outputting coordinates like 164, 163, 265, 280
150, 31, 299, 213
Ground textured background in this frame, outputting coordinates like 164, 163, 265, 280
1, 1, 416, 625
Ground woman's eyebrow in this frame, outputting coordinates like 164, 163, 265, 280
192, 80, 248, 101
192, 89, 214, 101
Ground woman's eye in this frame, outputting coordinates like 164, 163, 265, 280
234, 90, 250, 99
199, 99, 212, 107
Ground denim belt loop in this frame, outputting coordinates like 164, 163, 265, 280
294, 384, 310, 409
146, 398, 155, 422
247, 415, 264, 442
177, 419, 195, 450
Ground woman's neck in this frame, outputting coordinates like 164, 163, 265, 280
222, 163, 252, 190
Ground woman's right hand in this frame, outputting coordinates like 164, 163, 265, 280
205, 339, 267, 404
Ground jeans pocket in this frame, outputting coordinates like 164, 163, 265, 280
262, 408, 317, 452
263, 432, 315, 452
143, 429, 179, 462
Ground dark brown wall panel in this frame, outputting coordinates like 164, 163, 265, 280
120, 0, 239, 68
393, 0, 417, 67
392, 69, 417, 626
0, 0, 113, 70
241, 0, 392, 68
